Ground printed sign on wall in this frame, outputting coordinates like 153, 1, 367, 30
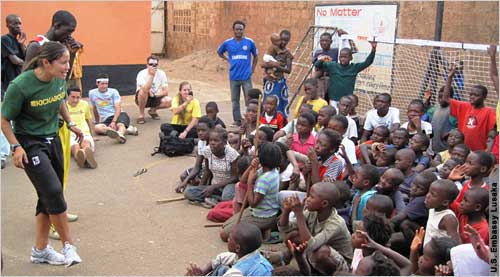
315, 4, 398, 94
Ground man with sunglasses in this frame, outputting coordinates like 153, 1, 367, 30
135, 55, 171, 124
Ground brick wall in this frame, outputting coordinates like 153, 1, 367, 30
165, 1, 498, 59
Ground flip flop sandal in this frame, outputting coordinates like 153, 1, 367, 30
136, 117, 146, 124
148, 110, 160, 120
263, 231, 283, 245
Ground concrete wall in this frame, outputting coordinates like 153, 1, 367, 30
165, 1, 499, 58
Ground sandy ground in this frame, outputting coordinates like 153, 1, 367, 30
1, 55, 270, 276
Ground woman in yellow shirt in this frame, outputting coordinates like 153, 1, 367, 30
167, 81, 201, 139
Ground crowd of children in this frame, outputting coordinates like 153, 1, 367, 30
176, 40, 498, 276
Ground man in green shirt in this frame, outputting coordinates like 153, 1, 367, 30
315, 41, 377, 112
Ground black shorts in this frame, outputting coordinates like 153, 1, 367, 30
16, 134, 67, 216
135, 92, 165, 108
103, 112, 130, 128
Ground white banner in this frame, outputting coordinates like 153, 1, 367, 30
314, 4, 398, 94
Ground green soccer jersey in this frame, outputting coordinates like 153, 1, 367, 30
315, 50, 375, 101
2, 70, 66, 137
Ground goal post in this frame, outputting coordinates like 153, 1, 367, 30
286, 25, 499, 120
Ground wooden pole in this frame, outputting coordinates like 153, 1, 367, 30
237, 94, 262, 224
155, 196, 185, 204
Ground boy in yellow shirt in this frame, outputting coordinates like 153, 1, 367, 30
293, 78, 328, 118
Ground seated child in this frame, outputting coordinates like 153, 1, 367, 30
426, 158, 463, 190
240, 99, 259, 139
228, 131, 241, 151
449, 143, 470, 164
350, 164, 380, 224
450, 151, 494, 215
316, 105, 336, 133
334, 180, 353, 226
423, 179, 460, 245
458, 188, 489, 245
374, 168, 406, 214
275, 142, 302, 191
370, 128, 408, 170
328, 115, 357, 165
389, 171, 437, 256
358, 125, 390, 164
351, 214, 394, 272
401, 99, 433, 139
207, 156, 252, 221
362, 194, 394, 219
347, 94, 364, 139
374, 147, 397, 171
241, 126, 274, 157
206, 101, 226, 129
355, 251, 403, 276
352, 232, 412, 276
260, 95, 287, 133
390, 128, 410, 150
292, 78, 328, 118
220, 142, 281, 242
395, 148, 417, 200
361, 93, 401, 143
177, 116, 214, 192
409, 132, 431, 173
337, 95, 359, 142
278, 182, 353, 275
432, 129, 465, 166
186, 222, 272, 276
410, 231, 458, 276
263, 33, 293, 81
273, 103, 315, 142
308, 129, 344, 183
424, 86, 458, 154
246, 88, 262, 103
184, 128, 239, 204
289, 112, 316, 156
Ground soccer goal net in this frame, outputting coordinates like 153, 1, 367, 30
288, 25, 499, 119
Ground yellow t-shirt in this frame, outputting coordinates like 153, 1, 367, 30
67, 100, 91, 135
170, 96, 202, 125
293, 96, 328, 118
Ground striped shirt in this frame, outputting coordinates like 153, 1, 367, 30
251, 169, 280, 218
320, 154, 344, 182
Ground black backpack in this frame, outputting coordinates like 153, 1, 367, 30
152, 134, 195, 157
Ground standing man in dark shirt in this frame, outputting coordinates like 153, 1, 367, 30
24, 10, 82, 81
1, 14, 26, 95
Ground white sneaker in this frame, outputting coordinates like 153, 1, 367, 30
62, 242, 82, 267
67, 213, 79, 222
127, 125, 139, 136
31, 245, 65, 265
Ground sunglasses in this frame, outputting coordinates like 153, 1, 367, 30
148, 63, 158, 67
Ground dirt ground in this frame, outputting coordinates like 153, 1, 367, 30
0, 53, 277, 276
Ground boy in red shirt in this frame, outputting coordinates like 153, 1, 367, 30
449, 151, 495, 214
458, 188, 489, 245
260, 95, 287, 133
443, 64, 496, 151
